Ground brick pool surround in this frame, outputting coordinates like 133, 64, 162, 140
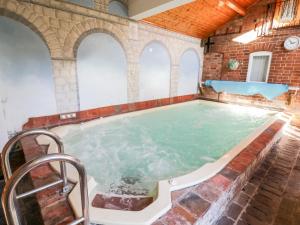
35, 100, 289, 225
23, 94, 199, 130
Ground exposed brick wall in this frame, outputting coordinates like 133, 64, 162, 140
202, 0, 300, 109
202, 53, 223, 81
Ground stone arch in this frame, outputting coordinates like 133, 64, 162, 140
139, 40, 172, 100
139, 40, 173, 64
76, 32, 128, 110
0, 14, 57, 147
176, 42, 202, 63
108, 0, 128, 17
0, 2, 62, 58
137, 38, 176, 66
63, 19, 131, 61
179, 47, 202, 71
106, 0, 129, 8
177, 48, 201, 95
180, 48, 200, 63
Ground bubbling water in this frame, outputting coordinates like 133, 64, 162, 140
63, 102, 274, 196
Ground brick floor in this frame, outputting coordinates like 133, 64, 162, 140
216, 124, 300, 225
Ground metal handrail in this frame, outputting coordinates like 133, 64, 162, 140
1, 129, 69, 192
1, 153, 89, 225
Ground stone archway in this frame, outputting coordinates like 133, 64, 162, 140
0, 1, 63, 58
63, 19, 132, 61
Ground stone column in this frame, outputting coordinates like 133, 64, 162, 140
94, 0, 108, 12
127, 62, 139, 102
52, 59, 79, 113
127, 22, 140, 103
170, 64, 180, 97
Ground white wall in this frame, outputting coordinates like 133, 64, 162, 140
139, 42, 171, 101
178, 49, 200, 95
77, 33, 128, 110
0, 16, 57, 150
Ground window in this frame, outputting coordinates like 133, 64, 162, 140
139, 42, 171, 101
108, 1, 128, 17
178, 49, 200, 95
77, 33, 127, 110
280, 0, 298, 22
246, 51, 272, 82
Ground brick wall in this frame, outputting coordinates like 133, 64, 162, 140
202, 0, 300, 109
202, 53, 223, 81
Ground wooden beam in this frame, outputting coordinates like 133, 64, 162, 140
223, 0, 246, 16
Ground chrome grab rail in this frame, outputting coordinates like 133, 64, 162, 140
1, 153, 89, 225
1, 129, 69, 192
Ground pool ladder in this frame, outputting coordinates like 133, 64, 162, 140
1, 130, 89, 225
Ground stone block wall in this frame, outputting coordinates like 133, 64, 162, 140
0, 0, 203, 114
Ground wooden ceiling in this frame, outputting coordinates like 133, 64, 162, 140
142, 0, 259, 38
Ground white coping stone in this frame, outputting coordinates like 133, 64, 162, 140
35, 100, 289, 225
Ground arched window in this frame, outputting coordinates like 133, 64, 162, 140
139, 42, 171, 101
108, 0, 128, 17
178, 49, 200, 95
65, 0, 94, 8
0, 16, 56, 148
77, 33, 127, 110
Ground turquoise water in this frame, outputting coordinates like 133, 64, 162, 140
63, 101, 274, 196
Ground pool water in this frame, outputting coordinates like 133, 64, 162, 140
63, 101, 275, 196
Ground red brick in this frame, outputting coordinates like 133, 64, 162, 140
22, 95, 197, 129
92, 194, 153, 211
179, 192, 211, 217
228, 160, 249, 174
194, 183, 222, 202
206, 174, 232, 191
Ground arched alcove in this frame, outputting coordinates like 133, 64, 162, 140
178, 49, 200, 95
139, 42, 171, 101
108, 0, 128, 17
0, 16, 56, 149
77, 32, 128, 110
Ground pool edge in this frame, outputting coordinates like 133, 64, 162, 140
34, 101, 290, 225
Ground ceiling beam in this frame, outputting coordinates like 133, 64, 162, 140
222, 0, 246, 16
129, 0, 196, 20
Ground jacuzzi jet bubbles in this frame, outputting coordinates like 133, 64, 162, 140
122, 176, 140, 185
63, 101, 274, 197
109, 178, 148, 196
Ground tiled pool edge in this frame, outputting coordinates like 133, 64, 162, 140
154, 119, 286, 225
23, 94, 199, 130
